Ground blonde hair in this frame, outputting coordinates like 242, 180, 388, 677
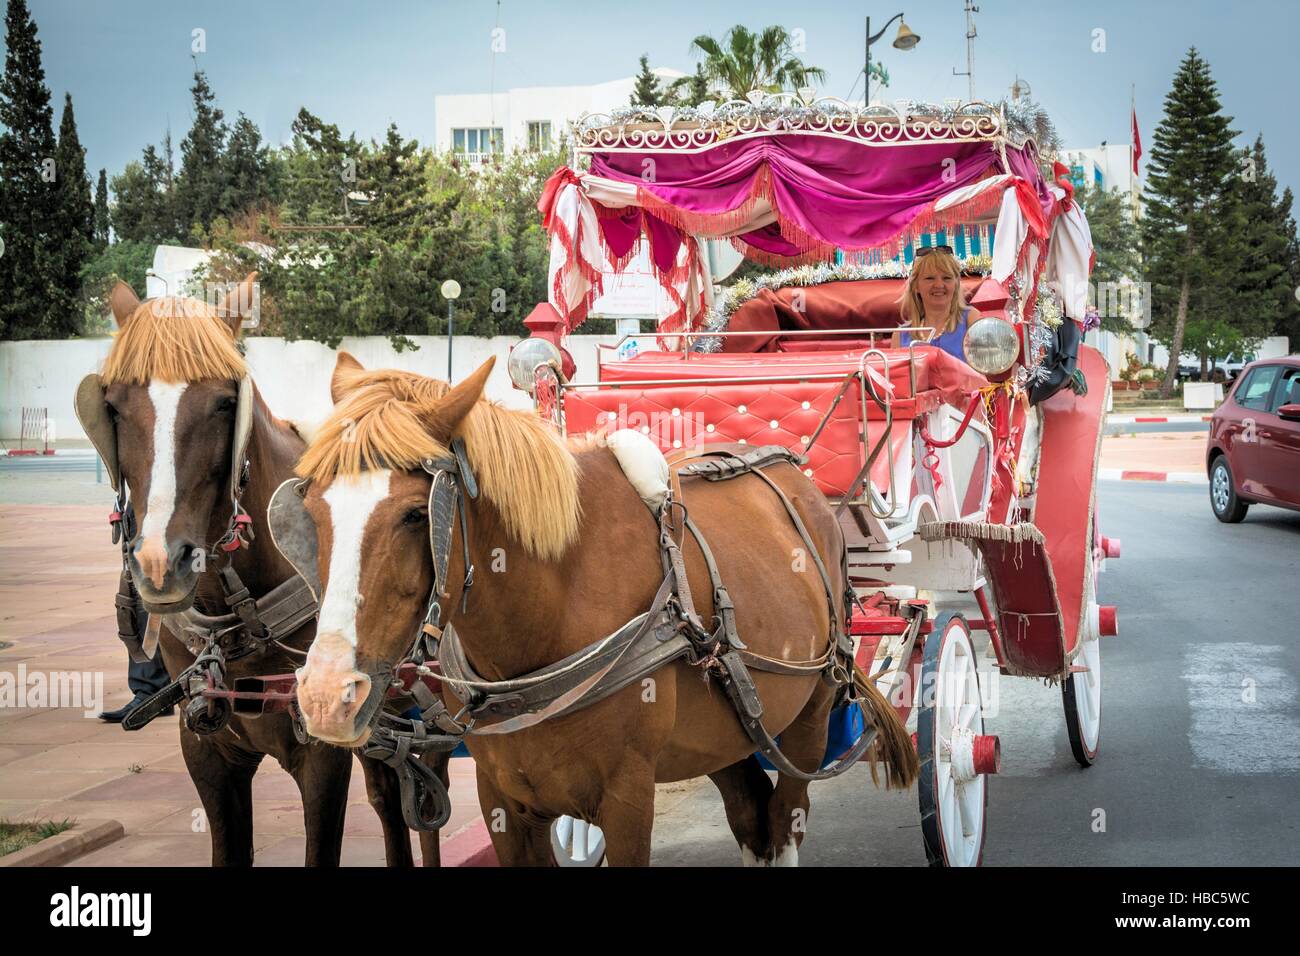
297, 366, 581, 562
101, 298, 247, 385
899, 249, 967, 336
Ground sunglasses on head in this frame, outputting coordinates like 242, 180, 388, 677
913, 245, 955, 258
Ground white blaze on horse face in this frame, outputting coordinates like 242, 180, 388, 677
137, 382, 188, 588
317, 469, 392, 654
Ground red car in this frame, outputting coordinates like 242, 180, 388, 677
1206, 355, 1300, 522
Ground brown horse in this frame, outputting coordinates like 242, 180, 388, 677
292, 353, 915, 865
82, 279, 445, 866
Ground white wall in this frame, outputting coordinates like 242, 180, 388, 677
1, 334, 623, 441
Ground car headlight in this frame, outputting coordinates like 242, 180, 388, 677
507, 337, 563, 394
963, 316, 1020, 375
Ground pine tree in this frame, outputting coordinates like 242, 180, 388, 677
94, 168, 110, 246
1210, 136, 1296, 372
630, 54, 662, 107
110, 138, 181, 244
52, 92, 94, 322
1141, 49, 1240, 396
0, 0, 60, 339
175, 69, 228, 238
220, 113, 278, 220
668, 64, 711, 107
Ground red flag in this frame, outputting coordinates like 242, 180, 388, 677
1131, 106, 1142, 176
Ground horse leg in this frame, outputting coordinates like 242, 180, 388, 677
288, 740, 353, 867
594, 757, 657, 867
359, 755, 413, 867
416, 751, 451, 867
764, 684, 835, 867
475, 767, 554, 867
179, 727, 261, 867
707, 757, 775, 865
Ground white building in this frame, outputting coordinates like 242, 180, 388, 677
433, 67, 686, 162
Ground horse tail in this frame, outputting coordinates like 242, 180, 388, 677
853, 663, 920, 790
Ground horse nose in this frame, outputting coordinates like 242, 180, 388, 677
131, 536, 201, 589
296, 633, 372, 742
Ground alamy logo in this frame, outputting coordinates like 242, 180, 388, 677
49, 886, 151, 936
0, 665, 103, 717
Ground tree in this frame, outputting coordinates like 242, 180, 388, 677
175, 70, 228, 238
110, 136, 182, 244
667, 64, 711, 107
52, 92, 94, 320
0, 0, 61, 339
1073, 183, 1141, 334
630, 54, 663, 107
93, 167, 110, 246
1206, 134, 1300, 369
1141, 49, 1239, 396
688, 25, 826, 98
220, 113, 279, 219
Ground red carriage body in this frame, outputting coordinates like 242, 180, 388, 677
513, 95, 1120, 865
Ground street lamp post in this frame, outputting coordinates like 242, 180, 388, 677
441, 279, 461, 381
864, 13, 920, 105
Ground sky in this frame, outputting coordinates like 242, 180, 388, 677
16, 0, 1300, 197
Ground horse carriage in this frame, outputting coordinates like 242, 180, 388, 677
500, 95, 1121, 865
74, 94, 1120, 869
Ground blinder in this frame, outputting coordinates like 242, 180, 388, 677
75, 373, 121, 493
73, 373, 255, 501
267, 478, 322, 601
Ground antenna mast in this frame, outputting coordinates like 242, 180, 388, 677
952, 0, 979, 101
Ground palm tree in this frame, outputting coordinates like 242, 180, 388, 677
688, 25, 827, 99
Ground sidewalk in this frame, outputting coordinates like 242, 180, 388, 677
0, 504, 484, 866
1099, 430, 1208, 484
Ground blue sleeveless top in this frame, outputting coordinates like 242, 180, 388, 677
900, 308, 971, 363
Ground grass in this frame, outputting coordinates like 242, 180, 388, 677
0, 818, 75, 858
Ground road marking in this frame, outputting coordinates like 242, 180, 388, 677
1098, 469, 1208, 485
1182, 643, 1300, 775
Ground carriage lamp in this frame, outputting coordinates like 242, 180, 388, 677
963, 315, 1021, 375
508, 337, 564, 395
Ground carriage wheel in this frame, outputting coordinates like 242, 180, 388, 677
917, 613, 993, 867
550, 816, 606, 867
1062, 522, 1104, 767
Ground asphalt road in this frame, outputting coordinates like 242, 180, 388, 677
650, 480, 1300, 866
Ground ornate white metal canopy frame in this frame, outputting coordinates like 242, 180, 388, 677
570, 92, 1040, 155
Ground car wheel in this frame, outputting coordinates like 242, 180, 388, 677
1210, 457, 1249, 523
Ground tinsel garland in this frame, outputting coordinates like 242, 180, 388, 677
580, 98, 1059, 154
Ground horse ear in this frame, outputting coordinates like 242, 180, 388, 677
422, 357, 495, 440
216, 272, 259, 337
109, 281, 140, 328
330, 351, 366, 404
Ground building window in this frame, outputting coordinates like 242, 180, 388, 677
451, 127, 504, 161
527, 121, 552, 152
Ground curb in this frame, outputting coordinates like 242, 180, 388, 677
0, 819, 124, 867
1099, 468, 1208, 485
440, 818, 498, 867
1106, 415, 1212, 424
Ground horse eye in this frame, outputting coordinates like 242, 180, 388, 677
216, 396, 238, 413
402, 508, 426, 527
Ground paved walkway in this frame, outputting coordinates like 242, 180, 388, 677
0, 504, 484, 866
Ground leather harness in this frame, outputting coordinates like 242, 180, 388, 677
357, 440, 879, 831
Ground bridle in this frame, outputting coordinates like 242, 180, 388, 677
104, 377, 320, 736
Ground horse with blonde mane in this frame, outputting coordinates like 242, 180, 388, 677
291, 352, 916, 866
78, 278, 446, 866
